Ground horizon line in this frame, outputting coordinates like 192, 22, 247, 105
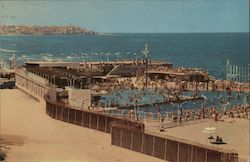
1, 24, 248, 34
102, 32, 249, 34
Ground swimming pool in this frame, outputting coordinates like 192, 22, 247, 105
100, 89, 249, 113
99, 89, 166, 108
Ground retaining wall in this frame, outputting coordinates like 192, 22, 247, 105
15, 68, 49, 102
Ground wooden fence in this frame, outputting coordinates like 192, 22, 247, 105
111, 124, 238, 162
44, 95, 144, 134
44, 94, 238, 162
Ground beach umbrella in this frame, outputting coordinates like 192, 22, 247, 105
203, 127, 216, 133
202, 127, 216, 140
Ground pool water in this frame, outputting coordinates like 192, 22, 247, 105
100, 89, 249, 113
99, 89, 166, 107
145, 91, 249, 113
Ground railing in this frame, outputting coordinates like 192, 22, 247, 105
226, 60, 250, 83
15, 68, 50, 101
15, 68, 49, 87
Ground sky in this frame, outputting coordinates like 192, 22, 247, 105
0, 0, 249, 33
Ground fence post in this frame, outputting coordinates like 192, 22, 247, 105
120, 128, 123, 147
152, 136, 155, 156
89, 113, 91, 128
190, 145, 193, 162
141, 133, 144, 153
61, 107, 63, 120
205, 149, 207, 162
74, 109, 76, 124
97, 115, 99, 130
177, 142, 180, 162
48, 104, 51, 115
55, 106, 57, 119
164, 139, 167, 160
111, 123, 113, 135
105, 116, 107, 132
67, 108, 69, 122
81, 111, 84, 126
130, 129, 134, 149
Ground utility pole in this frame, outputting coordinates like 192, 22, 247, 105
13, 54, 16, 69
143, 43, 150, 88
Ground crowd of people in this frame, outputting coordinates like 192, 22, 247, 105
149, 66, 208, 75
107, 101, 249, 125
88, 75, 249, 125
90, 75, 249, 95
142, 104, 250, 124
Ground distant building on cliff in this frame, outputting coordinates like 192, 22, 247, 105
0, 25, 97, 35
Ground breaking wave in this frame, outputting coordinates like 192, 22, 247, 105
0, 48, 16, 53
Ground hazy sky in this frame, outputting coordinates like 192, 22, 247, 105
0, 0, 249, 33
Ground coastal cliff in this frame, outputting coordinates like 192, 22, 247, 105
0, 25, 97, 35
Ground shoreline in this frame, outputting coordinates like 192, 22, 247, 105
0, 33, 98, 36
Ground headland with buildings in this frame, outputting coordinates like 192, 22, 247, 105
0, 25, 97, 35
0, 45, 249, 162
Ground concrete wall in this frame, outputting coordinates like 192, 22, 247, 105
111, 125, 238, 162
67, 87, 91, 109
48, 88, 57, 102
15, 68, 49, 101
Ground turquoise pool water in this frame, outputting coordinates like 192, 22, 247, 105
100, 89, 249, 113
100, 89, 166, 107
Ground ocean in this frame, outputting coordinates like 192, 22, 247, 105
0, 33, 249, 79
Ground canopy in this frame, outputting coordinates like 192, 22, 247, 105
202, 127, 216, 134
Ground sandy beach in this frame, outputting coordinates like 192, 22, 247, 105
0, 89, 165, 162
149, 118, 249, 161
1, 89, 249, 162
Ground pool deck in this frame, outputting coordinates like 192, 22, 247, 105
146, 117, 249, 162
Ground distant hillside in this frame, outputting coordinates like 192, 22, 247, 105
0, 25, 98, 35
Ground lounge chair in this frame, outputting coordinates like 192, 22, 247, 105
208, 136, 214, 139
211, 136, 226, 144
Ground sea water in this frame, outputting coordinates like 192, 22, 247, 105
0, 33, 249, 79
